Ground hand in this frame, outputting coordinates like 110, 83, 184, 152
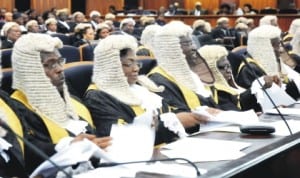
71, 133, 96, 143
205, 107, 222, 116
91, 136, 112, 149
176, 112, 209, 128
272, 75, 281, 87
263, 75, 274, 89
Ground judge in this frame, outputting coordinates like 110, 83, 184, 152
84, 34, 210, 145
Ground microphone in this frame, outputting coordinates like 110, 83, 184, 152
241, 54, 293, 135
0, 119, 73, 178
97, 157, 201, 177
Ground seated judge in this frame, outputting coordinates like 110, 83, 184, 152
1, 22, 21, 49
148, 21, 222, 112
235, 25, 300, 101
84, 34, 210, 145
10, 33, 111, 173
195, 45, 262, 111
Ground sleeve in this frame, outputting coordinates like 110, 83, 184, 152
236, 63, 265, 89
239, 89, 262, 112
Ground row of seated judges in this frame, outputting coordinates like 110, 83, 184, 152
2, 15, 300, 177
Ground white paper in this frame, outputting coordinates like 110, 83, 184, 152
192, 109, 260, 134
30, 138, 103, 178
160, 137, 250, 162
105, 124, 155, 163
264, 108, 300, 117
268, 120, 300, 136
254, 83, 296, 112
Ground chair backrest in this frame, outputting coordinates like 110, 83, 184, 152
136, 58, 157, 75
79, 44, 95, 61
1, 49, 13, 69
51, 33, 71, 45
64, 61, 93, 99
1, 68, 14, 94
58, 45, 81, 63
260, 8, 278, 14
278, 9, 298, 14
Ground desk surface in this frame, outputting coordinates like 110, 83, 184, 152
143, 112, 300, 178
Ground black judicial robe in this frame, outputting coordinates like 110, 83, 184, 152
208, 85, 262, 112
147, 67, 218, 111
11, 90, 95, 174
0, 90, 27, 177
83, 84, 182, 145
235, 58, 300, 100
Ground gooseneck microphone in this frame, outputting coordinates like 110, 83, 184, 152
0, 119, 73, 178
97, 157, 201, 177
241, 54, 293, 135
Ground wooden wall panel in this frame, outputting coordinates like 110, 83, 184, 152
238, 0, 277, 9
140, 0, 168, 11
0, 0, 14, 11
86, 0, 124, 16
296, 0, 300, 8
31, 0, 71, 14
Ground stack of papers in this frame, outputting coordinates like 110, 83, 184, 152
160, 137, 251, 162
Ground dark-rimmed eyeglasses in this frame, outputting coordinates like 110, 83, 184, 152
122, 61, 143, 68
217, 64, 231, 70
42, 57, 66, 70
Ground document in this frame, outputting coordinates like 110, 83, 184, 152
192, 109, 260, 134
30, 138, 106, 178
265, 108, 300, 117
251, 80, 296, 112
160, 137, 251, 162
104, 124, 155, 163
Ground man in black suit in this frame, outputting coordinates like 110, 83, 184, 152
189, 2, 208, 16
56, 9, 72, 34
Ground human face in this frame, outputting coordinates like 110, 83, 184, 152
48, 23, 57, 32
7, 26, 21, 41
188, 52, 215, 84
271, 37, 281, 59
121, 49, 141, 85
217, 56, 232, 81
41, 52, 65, 92
29, 23, 39, 33
99, 28, 110, 39
180, 35, 197, 60
84, 27, 95, 41
75, 14, 85, 23
123, 22, 134, 34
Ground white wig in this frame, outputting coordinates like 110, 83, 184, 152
153, 21, 204, 94
2, 22, 19, 36
192, 19, 206, 30
89, 10, 101, 18
259, 15, 277, 26
120, 18, 136, 29
140, 24, 162, 52
291, 29, 300, 55
12, 33, 79, 127
197, 45, 240, 94
288, 19, 300, 35
247, 25, 281, 75
93, 34, 141, 105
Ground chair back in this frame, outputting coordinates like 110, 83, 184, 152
51, 33, 71, 45
58, 45, 81, 63
1, 68, 14, 94
1, 49, 12, 68
64, 61, 93, 98
79, 44, 95, 61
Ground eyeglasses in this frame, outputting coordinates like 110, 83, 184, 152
42, 57, 66, 70
217, 64, 231, 70
122, 61, 143, 68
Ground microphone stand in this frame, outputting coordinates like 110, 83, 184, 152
0, 120, 73, 178
241, 54, 293, 135
97, 157, 201, 177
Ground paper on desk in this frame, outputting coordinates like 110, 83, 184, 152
192, 109, 259, 134
160, 137, 250, 162
105, 123, 155, 163
252, 82, 296, 112
268, 120, 300, 136
30, 138, 104, 178
265, 108, 300, 117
